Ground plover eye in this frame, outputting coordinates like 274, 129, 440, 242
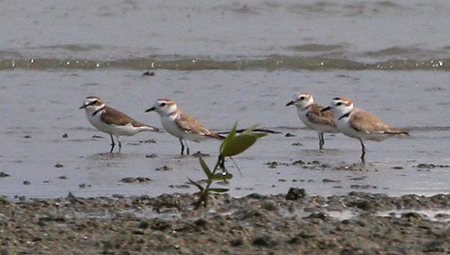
336, 102, 342, 106
160, 102, 166, 107
300, 96, 305, 100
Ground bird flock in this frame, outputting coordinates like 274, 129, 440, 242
80, 93, 408, 164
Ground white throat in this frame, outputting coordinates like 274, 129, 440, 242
334, 104, 353, 120
85, 104, 105, 116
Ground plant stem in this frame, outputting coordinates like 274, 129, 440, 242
194, 155, 225, 209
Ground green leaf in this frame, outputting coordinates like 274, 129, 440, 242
199, 157, 212, 179
252, 133, 268, 138
220, 134, 257, 157
211, 172, 233, 181
188, 178, 204, 192
220, 122, 238, 154
241, 124, 259, 135
209, 188, 229, 193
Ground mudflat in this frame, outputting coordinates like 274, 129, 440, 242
2, 191, 450, 254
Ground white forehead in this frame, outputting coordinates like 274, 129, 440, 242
293, 92, 312, 101
154, 99, 177, 109
332, 98, 352, 106
155, 99, 168, 106
84, 97, 99, 104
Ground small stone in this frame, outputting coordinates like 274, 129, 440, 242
14, 195, 26, 201
246, 193, 264, 199
140, 139, 156, 144
120, 177, 152, 183
265, 162, 278, 168
0, 172, 10, 178
354, 200, 373, 211
252, 236, 276, 247
194, 218, 208, 227
401, 212, 423, 220
62, 133, 68, 138
435, 213, 450, 220
292, 160, 305, 165
23, 181, 31, 185
350, 184, 372, 190
142, 71, 155, 76
304, 212, 328, 220
261, 201, 278, 211
67, 192, 83, 204
55, 164, 64, 168
1, 248, 10, 255
230, 237, 244, 247
323, 178, 340, 183
286, 187, 306, 200
155, 166, 172, 171
136, 177, 152, 182
138, 221, 150, 229
121, 177, 136, 183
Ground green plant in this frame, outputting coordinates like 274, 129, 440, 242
188, 123, 267, 209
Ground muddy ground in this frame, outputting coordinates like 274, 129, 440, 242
1, 190, 450, 254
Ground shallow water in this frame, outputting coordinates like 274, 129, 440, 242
0, 1, 449, 199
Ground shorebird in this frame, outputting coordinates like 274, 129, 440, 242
322, 97, 408, 163
286, 92, 339, 149
80, 96, 159, 153
146, 98, 224, 155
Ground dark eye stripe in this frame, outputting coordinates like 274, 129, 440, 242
87, 100, 98, 106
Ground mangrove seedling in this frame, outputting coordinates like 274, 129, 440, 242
189, 123, 266, 209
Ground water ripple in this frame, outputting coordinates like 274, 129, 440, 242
0, 56, 448, 71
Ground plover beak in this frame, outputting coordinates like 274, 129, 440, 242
321, 106, 332, 112
286, 100, 295, 107
145, 106, 156, 112
79, 104, 87, 109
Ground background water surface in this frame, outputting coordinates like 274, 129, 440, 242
1, 0, 449, 199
